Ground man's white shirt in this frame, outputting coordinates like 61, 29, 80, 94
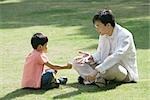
92, 23, 139, 82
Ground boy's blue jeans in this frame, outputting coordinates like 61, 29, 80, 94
41, 71, 59, 90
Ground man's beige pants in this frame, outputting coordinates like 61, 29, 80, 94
72, 61, 129, 84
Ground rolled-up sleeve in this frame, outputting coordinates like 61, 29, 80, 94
95, 33, 130, 73
38, 53, 49, 65
92, 36, 101, 63
92, 51, 101, 63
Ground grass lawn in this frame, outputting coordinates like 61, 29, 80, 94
0, 0, 149, 100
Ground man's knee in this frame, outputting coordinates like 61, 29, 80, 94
113, 65, 128, 81
103, 65, 128, 81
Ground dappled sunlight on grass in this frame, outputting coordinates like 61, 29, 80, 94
0, 0, 149, 29
0, 0, 23, 4
120, 16, 150, 22
0, 0, 149, 50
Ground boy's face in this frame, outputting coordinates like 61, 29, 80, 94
94, 20, 110, 35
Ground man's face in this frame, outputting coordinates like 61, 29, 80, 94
94, 20, 109, 35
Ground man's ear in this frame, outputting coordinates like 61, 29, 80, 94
106, 23, 111, 27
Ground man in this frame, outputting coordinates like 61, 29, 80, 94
72, 9, 139, 87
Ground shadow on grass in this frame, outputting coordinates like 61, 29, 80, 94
0, 88, 46, 100
53, 82, 122, 99
0, 0, 149, 49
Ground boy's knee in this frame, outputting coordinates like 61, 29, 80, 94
41, 72, 55, 85
41, 72, 60, 90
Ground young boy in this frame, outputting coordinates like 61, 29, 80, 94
72, 9, 139, 87
22, 33, 72, 90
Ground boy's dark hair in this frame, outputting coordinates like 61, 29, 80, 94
31, 33, 48, 49
93, 9, 115, 27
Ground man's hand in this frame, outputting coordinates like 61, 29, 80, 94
85, 70, 98, 81
78, 50, 90, 57
85, 75, 96, 82
74, 50, 94, 64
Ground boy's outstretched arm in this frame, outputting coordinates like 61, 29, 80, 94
44, 62, 72, 70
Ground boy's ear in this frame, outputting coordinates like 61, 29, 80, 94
37, 45, 42, 51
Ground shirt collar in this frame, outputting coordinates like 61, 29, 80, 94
108, 23, 118, 39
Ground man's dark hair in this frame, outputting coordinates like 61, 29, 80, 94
93, 9, 115, 27
31, 33, 48, 49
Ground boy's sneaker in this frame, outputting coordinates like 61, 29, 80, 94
41, 81, 59, 90
50, 82, 60, 89
58, 77, 68, 85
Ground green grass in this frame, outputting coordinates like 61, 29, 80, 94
0, 0, 149, 100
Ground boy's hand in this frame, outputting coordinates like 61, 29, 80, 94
65, 63, 72, 69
